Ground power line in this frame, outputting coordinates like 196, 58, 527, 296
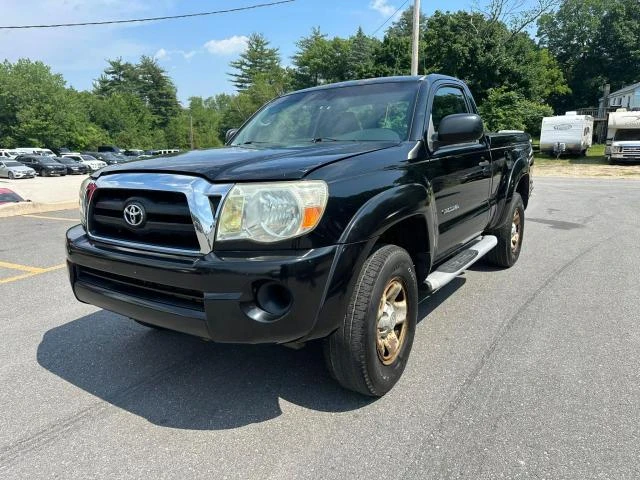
0, 0, 295, 30
370, 0, 410, 36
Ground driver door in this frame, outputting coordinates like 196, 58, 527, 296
421, 84, 492, 261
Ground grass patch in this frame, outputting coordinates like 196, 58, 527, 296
533, 144, 640, 178
534, 144, 606, 166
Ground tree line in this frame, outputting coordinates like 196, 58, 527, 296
0, 0, 637, 151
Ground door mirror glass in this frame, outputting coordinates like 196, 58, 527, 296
225, 128, 239, 144
436, 113, 484, 146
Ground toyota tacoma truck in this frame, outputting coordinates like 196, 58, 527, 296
66, 75, 533, 396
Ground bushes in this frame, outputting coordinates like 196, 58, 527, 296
479, 87, 554, 136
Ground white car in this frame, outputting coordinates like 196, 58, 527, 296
0, 160, 36, 179
62, 153, 106, 172
0, 149, 19, 159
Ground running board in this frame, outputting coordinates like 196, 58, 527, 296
424, 235, 498, 292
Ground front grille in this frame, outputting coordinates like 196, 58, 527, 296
77, 265, 204, 312
621, 146, 640, 156
88, 189, 200, 251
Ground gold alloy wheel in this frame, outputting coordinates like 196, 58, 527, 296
511, 209, 521, 253
376, 278, 408, 366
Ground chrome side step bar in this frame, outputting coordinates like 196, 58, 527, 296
424, 235, 498, 292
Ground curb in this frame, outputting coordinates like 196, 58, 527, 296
0, 201, 78, 218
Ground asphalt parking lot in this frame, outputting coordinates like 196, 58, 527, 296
1, 177, 639, 479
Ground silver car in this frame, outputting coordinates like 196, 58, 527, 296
0, 160, 36, 179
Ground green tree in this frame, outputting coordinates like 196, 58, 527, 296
0, 59, 91, 148
538, 0, 640, 109
93, 58, 139, 96
292, 27, 332, 87
94, 56, 180, 129
479, 87, 553, 136
347, 27, 381, 79
419, 11, 567, 103
229, 33, 281, 91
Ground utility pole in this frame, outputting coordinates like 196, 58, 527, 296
411, 0, 421, 76
189, 113, 194, 150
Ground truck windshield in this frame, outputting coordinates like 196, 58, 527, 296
614, 129, 640, 141
231, 82, 418, 147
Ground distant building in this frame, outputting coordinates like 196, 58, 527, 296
599, 82, 640, 111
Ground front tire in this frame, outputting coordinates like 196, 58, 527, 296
41, 170, 47, 177
8, 171, 14, 180
486, 193, 525, 268
324, 244, 418, 396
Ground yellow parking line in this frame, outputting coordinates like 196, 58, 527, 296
22, 214, 79, 222
0, 260, 45, 273
0, 272, 39, 284
0, 263, 66, 285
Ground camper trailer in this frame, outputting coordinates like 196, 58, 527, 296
606, 109, 640, 164
540, 112, 594, 156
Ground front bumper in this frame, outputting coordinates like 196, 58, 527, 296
66, 225, 344, 344
11, 171, 34, 178
612, 154, 640, 163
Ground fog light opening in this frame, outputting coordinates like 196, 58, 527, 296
256, 282, 292, 317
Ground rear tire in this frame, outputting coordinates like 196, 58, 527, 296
323, 244, 418, 396
486, 193, 525, 268
41, 170, 47, 177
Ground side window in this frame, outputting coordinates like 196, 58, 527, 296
428, 86, 469, 148
431, 87, 469, 132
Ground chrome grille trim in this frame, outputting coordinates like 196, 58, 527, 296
87, 173, 233, 255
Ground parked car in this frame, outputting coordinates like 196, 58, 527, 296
68, 75, 533, 397
0, 149, 19, 159
16, 155, 67, 176
98, 145, 123, 154
84, 152, 126, 165
62, 153, 106, 172
0, 188, 25, 204
0, 160, 36, 179
55, 157, 90, 175
124, 149, 144, 157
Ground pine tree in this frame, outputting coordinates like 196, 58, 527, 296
228, 33, 281, 91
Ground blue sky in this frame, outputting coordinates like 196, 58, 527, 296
1, 0, 495, 103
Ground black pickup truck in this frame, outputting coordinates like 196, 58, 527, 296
67, 75, 532, 396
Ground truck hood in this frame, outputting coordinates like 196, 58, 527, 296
94, 142, 398, 182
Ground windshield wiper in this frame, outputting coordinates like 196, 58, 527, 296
311, 137, 340, 143
237, 141, 273, 145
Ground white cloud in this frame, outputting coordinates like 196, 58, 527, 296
370, 0, 396, 17
154, 48, 169, 60
154, 48, 198, 62
204, 35, 249, 56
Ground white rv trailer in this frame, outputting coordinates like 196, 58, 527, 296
539, 112, 594, 156
606, 109, 640, 164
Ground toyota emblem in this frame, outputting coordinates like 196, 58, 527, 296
123, 202, 146, 227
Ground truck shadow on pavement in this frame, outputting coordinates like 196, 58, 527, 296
36, 280, 464, 431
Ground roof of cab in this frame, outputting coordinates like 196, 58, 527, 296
287, 74, 461, 96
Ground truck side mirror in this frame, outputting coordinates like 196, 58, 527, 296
437, 114, 484, 146
225, 128, 239, 144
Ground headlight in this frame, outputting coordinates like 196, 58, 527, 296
79, 177, 96, 228
216, 181, 328, 243
612, 146, 622, 153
